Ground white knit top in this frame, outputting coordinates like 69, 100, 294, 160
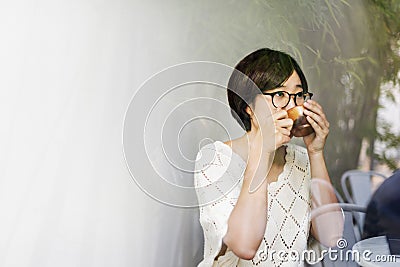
194, 141, 314, 267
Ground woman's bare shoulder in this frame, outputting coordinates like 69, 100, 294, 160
223, 140, 232, 147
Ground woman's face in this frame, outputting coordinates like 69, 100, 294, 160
263, 70, 303, 111
247, 71, 303, 130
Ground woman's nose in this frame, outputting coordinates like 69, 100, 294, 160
285, 96, 297, 110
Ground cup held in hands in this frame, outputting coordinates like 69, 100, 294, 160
287, 105, 314, 137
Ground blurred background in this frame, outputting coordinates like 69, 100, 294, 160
1, 0, 399, 266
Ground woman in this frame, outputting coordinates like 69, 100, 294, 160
194, 48, 343, 267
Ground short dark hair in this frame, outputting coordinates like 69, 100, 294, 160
227, 48, 308, 131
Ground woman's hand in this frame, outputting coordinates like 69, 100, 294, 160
250, 96, 293, 153
266, 109, 293, 152
302, 99, 330, 155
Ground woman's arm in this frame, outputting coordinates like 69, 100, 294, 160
223, 107, 293, 260
308, 152, 343, 247
223, 144, 273, 260
303, 100, 344, 247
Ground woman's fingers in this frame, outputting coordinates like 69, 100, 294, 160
278, 127, 291, 137
304, 100, 327, 122
306, 115, 323, 132
304, 101, 329, 130
269, 111, 293, 148
275, 118, 293, 130
274, 108, 289, 118
304, 109, 325, 128
305, 110, 329, 137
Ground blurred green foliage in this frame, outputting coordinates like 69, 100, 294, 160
254, 0, 400, 186
186, 0, 400, 187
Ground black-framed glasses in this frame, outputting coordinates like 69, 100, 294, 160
262, 91, 313, 108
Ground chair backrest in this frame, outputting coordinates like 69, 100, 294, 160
340, 170, 387, 233
341, 170, 387, 206
305, 203, 366, 267
334, 188, 345, 203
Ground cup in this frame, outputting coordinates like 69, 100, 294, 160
287, 105, 314, 137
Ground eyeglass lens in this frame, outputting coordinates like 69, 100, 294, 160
273, 92, 311, 108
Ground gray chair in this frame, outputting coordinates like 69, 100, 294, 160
341, 170, 387, 206
340, 170, 387, 233
305, 203, 366, 267
334, 188, 345, 203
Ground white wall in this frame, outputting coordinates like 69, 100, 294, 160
0, 1, 265, 266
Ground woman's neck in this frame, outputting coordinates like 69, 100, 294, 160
273, 145, 287, 166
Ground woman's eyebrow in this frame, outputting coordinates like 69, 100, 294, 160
262, 84, 303, 93
264, 87, 284, 93
277, 84, 303, 88
273, 84, 303, 90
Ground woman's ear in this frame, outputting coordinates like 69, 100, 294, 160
245, 105, 253, 117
